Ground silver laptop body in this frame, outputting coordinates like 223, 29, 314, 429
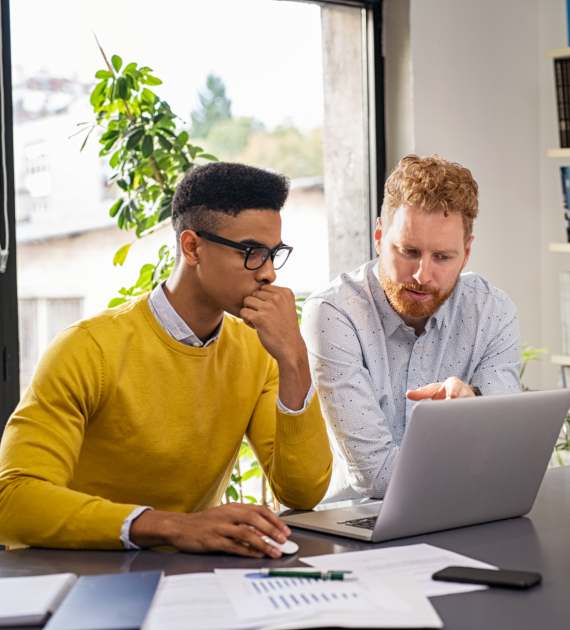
283, 388, 570, 542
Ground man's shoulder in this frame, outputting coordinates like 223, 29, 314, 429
73, 296, 148, 337
456, 272, 517, 314
459, 272, 514, 302
305, 260, 376, 311
41, 297, 152, 361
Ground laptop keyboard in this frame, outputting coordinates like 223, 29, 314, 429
338, 516, 377, 530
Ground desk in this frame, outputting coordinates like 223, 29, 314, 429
1, 466, 570, 630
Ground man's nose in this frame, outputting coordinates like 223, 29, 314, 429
254, 256, 277, 284
412, 257, 433, 286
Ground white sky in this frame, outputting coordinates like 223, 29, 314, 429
10, 0, 324, 130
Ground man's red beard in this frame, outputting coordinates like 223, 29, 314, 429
379, 267, 455, 320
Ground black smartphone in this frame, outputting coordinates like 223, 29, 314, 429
432, 566, 542, 589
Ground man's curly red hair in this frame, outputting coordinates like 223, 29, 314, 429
382, 154, 479, 239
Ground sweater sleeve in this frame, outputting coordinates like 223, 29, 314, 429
0, 326, 139, 549
246, 359, 332, 510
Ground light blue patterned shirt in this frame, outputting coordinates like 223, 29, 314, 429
302, 259, 521, 501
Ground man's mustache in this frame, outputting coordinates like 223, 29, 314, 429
398, 282, 439, 296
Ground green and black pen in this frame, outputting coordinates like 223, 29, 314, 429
260, 569, 353, 581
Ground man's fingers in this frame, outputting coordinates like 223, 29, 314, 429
253, 505, 291, 536
239, 307, 259, 327
442, 377, 471, 399
232, 524, 282, 558
242, 296, 266, 311
217, 537, 265, 559
406, 382, 442, 400
253, 284, 289, 296
432, 385, 448, 400
407, 378, 474, 401
232, 505, 289, 543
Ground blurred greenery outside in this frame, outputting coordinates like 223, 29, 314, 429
190, 73, 323, 178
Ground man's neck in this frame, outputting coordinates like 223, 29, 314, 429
403, 315, 428, 336
164, 267, 223, 342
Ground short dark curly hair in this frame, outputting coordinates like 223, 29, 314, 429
172, 162, 290, 237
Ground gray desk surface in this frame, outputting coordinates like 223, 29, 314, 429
2, 466, 570, 629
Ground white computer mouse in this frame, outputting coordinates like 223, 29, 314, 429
262, 535, 299, 555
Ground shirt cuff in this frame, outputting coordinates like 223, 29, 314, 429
120, 506, 153, 550
276, 382, 316, 416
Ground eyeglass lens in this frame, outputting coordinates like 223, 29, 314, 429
245, 247, 291, 270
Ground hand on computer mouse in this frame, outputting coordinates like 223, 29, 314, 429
262, 536, 299, 555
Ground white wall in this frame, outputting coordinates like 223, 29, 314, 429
385, 0, 555, 388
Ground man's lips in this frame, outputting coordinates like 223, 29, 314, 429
403, 288, 434, 302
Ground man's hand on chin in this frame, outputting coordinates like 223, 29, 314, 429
406, 377, 477, 401
240, 284, 311, 410
240, 284, 303, 363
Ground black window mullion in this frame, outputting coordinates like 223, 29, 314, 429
371, 0, 385, 214
0, 0, 19, 432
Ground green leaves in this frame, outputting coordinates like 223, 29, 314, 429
141, 134, 154, 157
175, 130, 189, 147
226, 486, 239, 502
108, 198, 123, 218
126, 127, 145, 150
116, 76, 129, 99
84, 47, 212, 298
143, 75, 162, 86
113, 242, 133, 266
111, 54, 123, 73
90, 80, 107, 108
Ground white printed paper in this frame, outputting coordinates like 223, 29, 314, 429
302, 542, 497, 597
216, 569, 442, 628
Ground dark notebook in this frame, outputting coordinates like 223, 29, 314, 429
44, 570, 162, 630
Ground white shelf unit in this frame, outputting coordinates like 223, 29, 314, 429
547, 49, 570, 385
547, 148, 570, 158
552, 355, 570, 387
549, 243, 570, 253
547, 47, 570, 59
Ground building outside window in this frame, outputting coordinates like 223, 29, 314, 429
9, 0, 379, 396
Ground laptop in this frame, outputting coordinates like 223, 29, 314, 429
283, 388, 570, 542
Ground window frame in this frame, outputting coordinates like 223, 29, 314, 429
0, 0, 385, 430
291, 0, 386, 222
0, 0, 19, 431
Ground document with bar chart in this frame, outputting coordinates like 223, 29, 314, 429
214, 569, 442, 628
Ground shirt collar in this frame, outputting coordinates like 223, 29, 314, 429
148, 282, 222, 347
368, 261, 450, 337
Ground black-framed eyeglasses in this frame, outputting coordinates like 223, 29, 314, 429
196, 230, 293, 271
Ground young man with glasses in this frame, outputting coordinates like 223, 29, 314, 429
0, 162, 332, 557
302, 155, 521, 501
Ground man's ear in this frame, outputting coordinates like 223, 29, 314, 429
179, 230, 200, 266
374, 217, 383, 256
461, 234, 474, 270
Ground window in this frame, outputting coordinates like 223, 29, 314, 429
18, 297, 83, 391
1, 0, 383, 423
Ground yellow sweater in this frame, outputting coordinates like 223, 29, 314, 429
0, 296, 332, 549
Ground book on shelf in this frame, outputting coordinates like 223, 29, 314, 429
559, 166, 570, 242
554, 58, 570, 148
